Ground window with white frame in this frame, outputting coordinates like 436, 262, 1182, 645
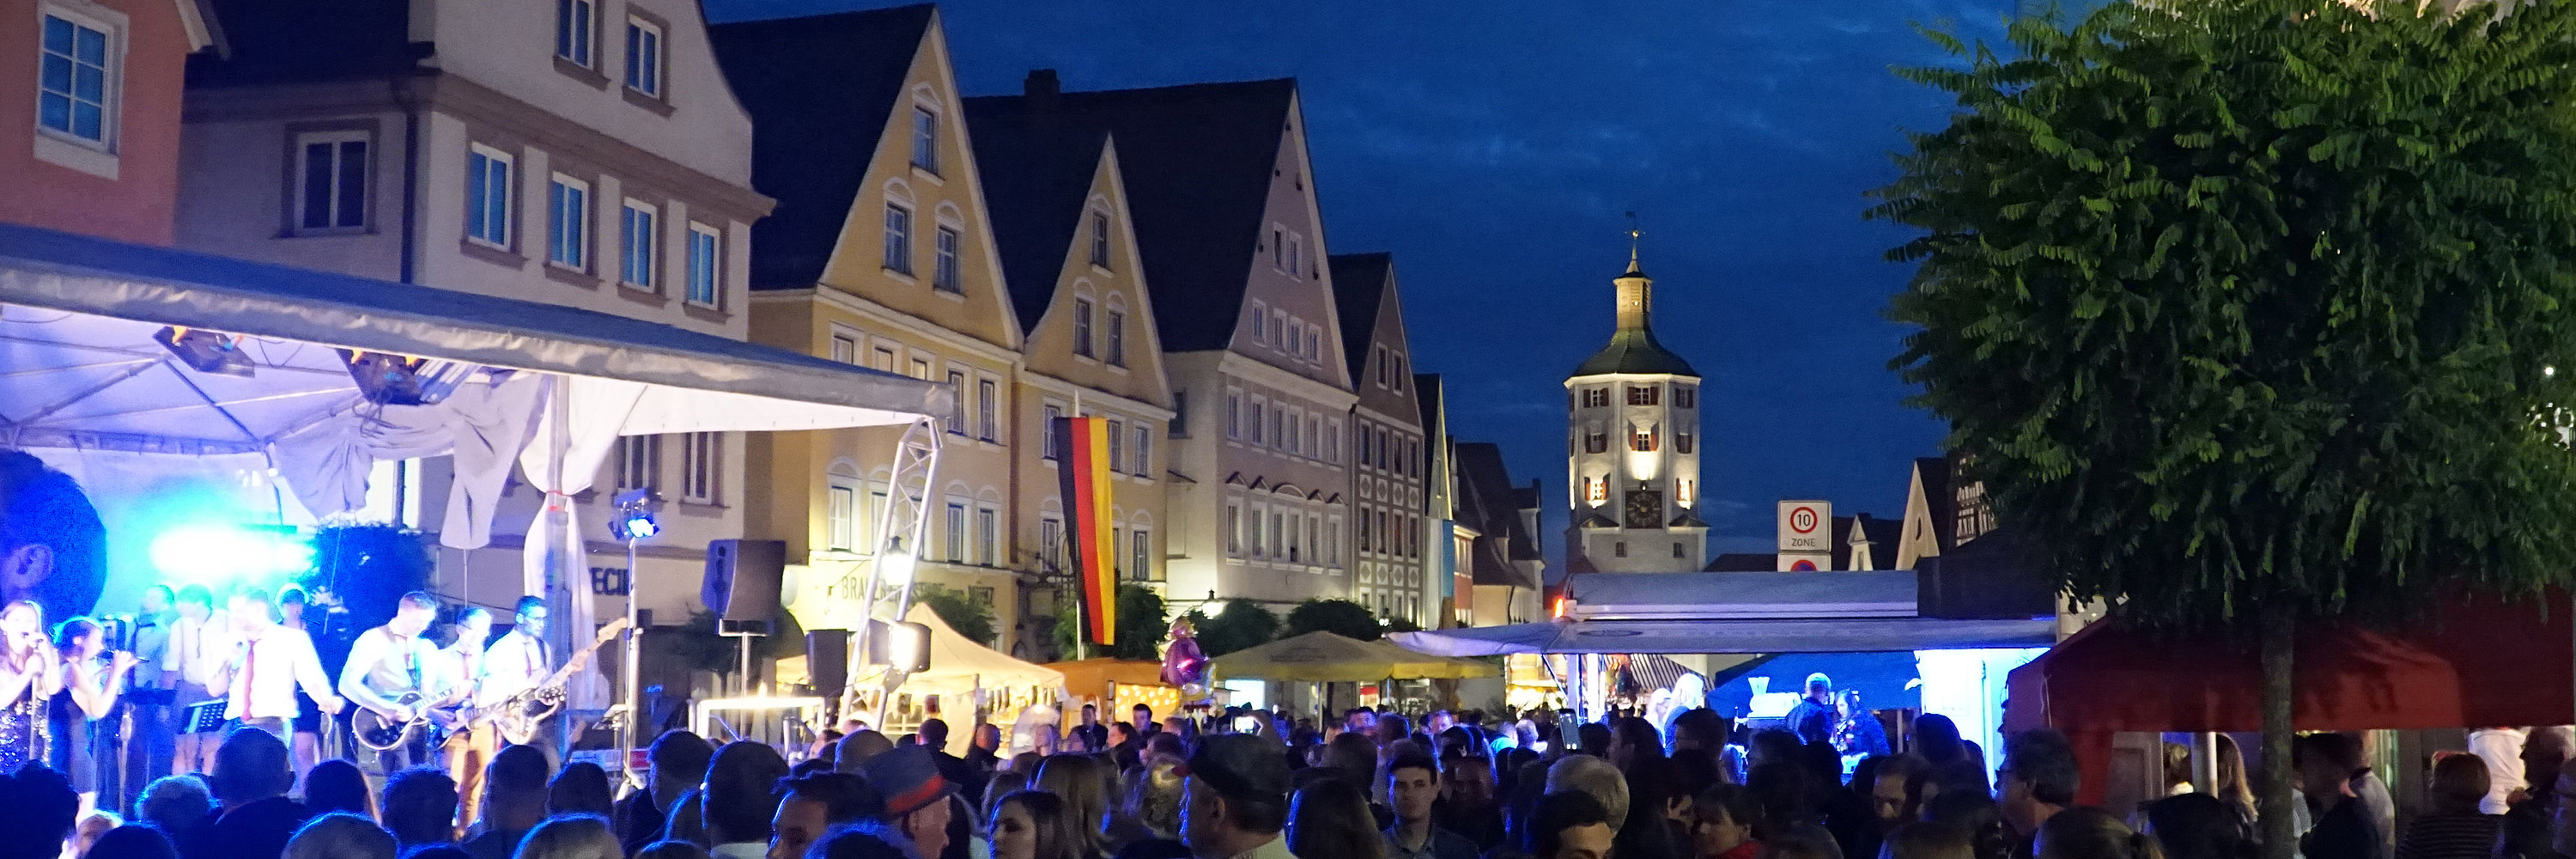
945, 503, 965, 563
678, 432, 718, 503
911, 107, 939, 174
1225, 392, 1242, 440
1247, 504, 1265, 557
623, 16, 662, 96
945, 371, 967, 435
1133, 424, 1151, 476
1040, 516, 1064, 571
1042, 405, 1064, 460
1286, 512, 1301, 562
1249, 304, 1266, 340
1090, 210, 1111, 268
619, 200, 658, 289
1132, 529, 1151, 582
1325, 420, 1340, 462
546, 175, 589, 268
294, 131, 369, 233
1305, 417, 1321, 459
1107, 419, 1126, 472
1326, 518, 1341, 564
1072, 298, 1095, 357
826, 482, 858, 551
1271, 228, 1283, 269
555, 0, 596, 66
933, 226, 962, 292
830, 333, 858, 364
686, 222, 720, 307
1269, 510, 1285, 558
908, 357, 930, 381
869, 346, 894, 372
465, 144, 514, 247
37, 12, 113, 144
976, 508, 997, 565
1285, 408, 1301, 456
976, 379, 997, 442
883, 203, 912, 274
1225, 503, 1242, 555
1286, 235, 1303, 276
615, 436, 659, 492
866, 488, 886, 548
1106, 309, 1126, 368
1249, 400, 1264, 445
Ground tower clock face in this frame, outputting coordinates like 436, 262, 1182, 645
1624, 490, 1663, 529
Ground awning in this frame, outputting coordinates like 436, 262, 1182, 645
1567, 571, 1921, 619
1387, 616, 2056, 656
1212, 631, 1498, 683
0, 221, 945, 456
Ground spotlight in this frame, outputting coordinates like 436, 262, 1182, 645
610, 489, 659, 541
865, 618, 931, 673
338, 349, 472, 405
154, 326, 254, 377
875, 550, 917, 588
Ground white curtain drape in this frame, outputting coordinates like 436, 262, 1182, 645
516, 375, 645, 711
267, 373, 544, 547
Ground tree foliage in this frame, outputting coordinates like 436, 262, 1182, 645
914, 584, 997, 648
1185, 599, 1281, 657
1285, 598, 1384, 642
1054, 585, 1170, 661
1875, 0, 2576, 631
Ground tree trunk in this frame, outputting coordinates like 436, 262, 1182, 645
2258, 606, 2299, 859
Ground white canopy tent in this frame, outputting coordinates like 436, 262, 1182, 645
0, 222, 946, 707
849, 604, 1066, 753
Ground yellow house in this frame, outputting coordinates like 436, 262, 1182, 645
967, 76, 1176, 648
715, 4, 1027, 650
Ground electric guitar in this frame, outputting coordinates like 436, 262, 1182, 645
353, 690, 456, 752
487, 618, 629, 746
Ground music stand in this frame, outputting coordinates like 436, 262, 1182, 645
182, 700, 228, 734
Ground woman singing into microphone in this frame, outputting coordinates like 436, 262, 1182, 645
0, 600, 63, 774
51, 616, 137, 811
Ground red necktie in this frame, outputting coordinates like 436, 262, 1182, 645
242, 637, 258, 717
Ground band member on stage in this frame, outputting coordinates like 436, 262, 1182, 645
51, 616, 138, 812
125, 585, 173, 787
338, 592, 446, 772
167, 584, 234, 774
211, 588, 342, 748
440, 606, 494, 830
0, 601, 60, 775
274, 586, 325, 780
477, 597, 552, 725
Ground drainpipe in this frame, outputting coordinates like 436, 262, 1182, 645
392, 76, 422, 285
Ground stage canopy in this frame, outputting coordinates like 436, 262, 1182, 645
1388, 616, 2056, 656
1213, 631, 1498, 683
2005, 589, 2575, 803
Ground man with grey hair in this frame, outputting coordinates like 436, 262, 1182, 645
1543, 753, 1629, 827
1786, 673, 1836, 746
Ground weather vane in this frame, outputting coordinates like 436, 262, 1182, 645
1625, 210, 1642, 268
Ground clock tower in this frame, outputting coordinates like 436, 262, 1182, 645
1565, 226, 1707, 573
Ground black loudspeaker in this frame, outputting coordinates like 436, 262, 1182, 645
806, 630, 852, 697
702, 539, 786, 627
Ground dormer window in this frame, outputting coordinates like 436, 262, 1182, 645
1090, 210, 1112, 268
911, 107, 939, 174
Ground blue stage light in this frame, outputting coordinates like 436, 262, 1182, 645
610, 490, 659, 540
148, 523, 315, 588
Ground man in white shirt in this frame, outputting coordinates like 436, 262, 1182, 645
211, 588, 343, 743
338, 591, 445, 773
478, 597, 551, 719
2470, 727, 2530, 815
167, 584, 235, 774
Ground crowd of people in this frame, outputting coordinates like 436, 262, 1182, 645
0, 687, 2558, 859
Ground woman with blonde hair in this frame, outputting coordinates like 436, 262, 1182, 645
513, 815, 623, 859
283, 813, 396, 859
1034, 753, 1114, 857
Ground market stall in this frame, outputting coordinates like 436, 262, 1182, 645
1044, 658, 1177, 724
848, 603, 1066, 752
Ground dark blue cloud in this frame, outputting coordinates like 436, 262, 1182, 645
710, 0, 2031, 568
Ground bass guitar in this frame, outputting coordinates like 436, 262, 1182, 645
486, 618, 629, 746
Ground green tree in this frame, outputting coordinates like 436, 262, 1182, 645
1875, 3, 2576, 855
1285, 598, 1383, 642
914, 584, 996, 648
1054, 585, 1170, 661
1185, 599, 1281, 658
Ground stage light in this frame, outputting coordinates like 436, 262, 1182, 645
338, 350, 472, 405
154, 326, 254, 377
610, 489, 659, 540
875, 550, 917, 587
864, 619, 930, 673
149, 523, 313, 587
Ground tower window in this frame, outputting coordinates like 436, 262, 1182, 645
1585, 430, 1608, 454
1626, 386, 1661, 406
1582, 388, 1610, 408
1675, 386, 1698, 409
1677, 431, 1695, 454
1613, 541, 1627, 558
1674, 542, 1686, 558
1631, 425, 1658, 453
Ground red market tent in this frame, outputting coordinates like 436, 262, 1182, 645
2005, 591, 2574, 803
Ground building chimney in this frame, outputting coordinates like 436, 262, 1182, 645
1024, 69, 1060, 99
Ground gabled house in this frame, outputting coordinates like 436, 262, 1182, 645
964, 75, 1175, 653
715, 4, 1027, 649
1331, 253, 1431, 628
988, 76, 1357, 612
4, 0, 219, 243
1455, 441, 1543, 626
176, 0, 770, 617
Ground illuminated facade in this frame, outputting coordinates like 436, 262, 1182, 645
1564, 241, 1707, 574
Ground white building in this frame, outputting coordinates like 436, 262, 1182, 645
1565, 241, 1707, 574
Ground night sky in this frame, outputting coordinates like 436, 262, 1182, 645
708, 0, 2039, 570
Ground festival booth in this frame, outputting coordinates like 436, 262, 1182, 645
0, 223, 946, 755
1212, 631, 1496, 716
849, 603, 1065, 754
1045, 658, 1177, 726
2004, 589, 2575, 816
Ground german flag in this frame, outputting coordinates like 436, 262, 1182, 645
1055, 416, 1116, 645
